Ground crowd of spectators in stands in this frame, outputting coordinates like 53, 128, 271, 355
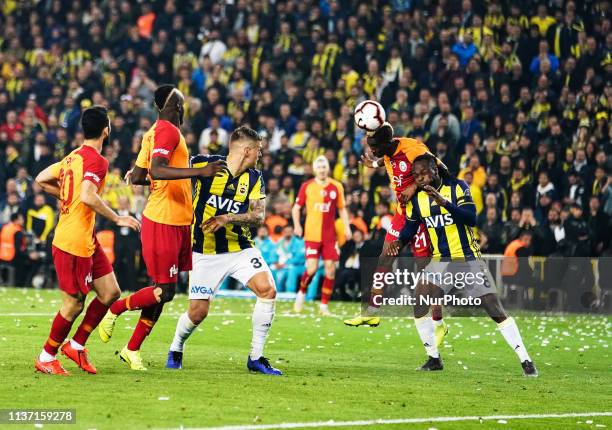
0, 0, 610, 300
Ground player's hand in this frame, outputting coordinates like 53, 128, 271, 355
124, 168, 133, 185
198, 160, 227, 177
201, 215, 229, 233
344, 227, 353, 241
360, 152, 380, 168
116, 215, 141, 232
383, 240, 403, 257
294, 224, 303, 237
398, 182, 417, 205
423, 185, 447, 206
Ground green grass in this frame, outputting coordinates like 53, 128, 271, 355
0, 286, 610, 430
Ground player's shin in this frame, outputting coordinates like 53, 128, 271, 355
110, 286, 159, 316
414, 316, 439, 358
41, 312, 74, 362
250, 297, 275, 360
170, 312, 198, 353
497, 317, 531, 362
72, 297, 108, 349
127, 303, 163, 351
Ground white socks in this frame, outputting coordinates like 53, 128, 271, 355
170, 312, 197, 353
414, 316, 439, 358
39, 350, 56, 362
433, 318, 444, 327
70, 339, 84, 350
250, 297, 275, 360
497, 317, 531, 362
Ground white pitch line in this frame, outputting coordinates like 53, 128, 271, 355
165, 412, 612, 430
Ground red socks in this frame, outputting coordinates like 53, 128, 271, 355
127, 316, 155, 351
73, 298, 109, 346
321, 277, 334, 305
299, 272, 314, 294
43, 312, 73, 356
110, 286, 158, 315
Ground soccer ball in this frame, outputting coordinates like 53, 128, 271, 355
354, 100, 386, 133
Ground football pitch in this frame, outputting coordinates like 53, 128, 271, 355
0, 287, 610, 430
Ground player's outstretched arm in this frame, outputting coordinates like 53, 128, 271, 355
150, 157, 226, 180
201, 199, 265, 233
291, 203, 303, 237
35, 163, 61, 199
80, 181, 141, 231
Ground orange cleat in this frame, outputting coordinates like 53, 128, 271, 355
35, 359, 70, 375
61, 342, 97, 374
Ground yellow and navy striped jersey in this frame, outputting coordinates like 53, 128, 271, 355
191, 154, 266, 255
404, 179, 481, 259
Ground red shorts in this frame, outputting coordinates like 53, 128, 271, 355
141, 215, 192, 284
52, 238, 113, 296
304, 240, 339, 261
384, 213, 431, 257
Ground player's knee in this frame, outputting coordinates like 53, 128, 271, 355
63, 297, 84, 319
259, 284, 276, 300
158, 285, 176, 303
188, 305, 208, 325
99, 287, 121, 305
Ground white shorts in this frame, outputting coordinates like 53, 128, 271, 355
188, 248, 273, 300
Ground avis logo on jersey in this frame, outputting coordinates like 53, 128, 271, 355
206, 195, 245, 214
424, 213, 454, 228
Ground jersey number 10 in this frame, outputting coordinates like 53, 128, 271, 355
58, 168, 75, 214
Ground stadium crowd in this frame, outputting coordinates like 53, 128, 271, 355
0, 0, 610, 304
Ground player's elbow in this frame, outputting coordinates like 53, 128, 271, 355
149, 165, 163, 180
80, 189, 96, 207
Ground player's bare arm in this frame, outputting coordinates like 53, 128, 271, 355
360, 151, 383, 168
339, 207, 352, 239
80, 180, 141, 231
291, 202, 303, 237
125, 165, 150, 186
150, 156, 226, 180
35, 163, 61, 199
201, 199, 265, 233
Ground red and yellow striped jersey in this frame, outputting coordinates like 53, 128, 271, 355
52, 145, 108, 257
296, 178, 345, 242
136, 120, 193, 226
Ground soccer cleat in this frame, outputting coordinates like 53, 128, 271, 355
343, 316, 381, 327
293, 291, 305, 313
35, 359, 70, 375
61, 342, 97, 374
434, 320, 449, 347
319, 304, 331, 316
247, 356, 283, 375
119, 346, 147, 371
98, 311, 118, 343
418, 355, 444, 371
166, 350, 183, 369
521, 360, 538, 377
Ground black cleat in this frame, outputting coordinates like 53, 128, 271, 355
521, 360, 538, 377
418, 355, 443, 371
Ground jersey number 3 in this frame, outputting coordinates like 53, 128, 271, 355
250, 257, 262, 269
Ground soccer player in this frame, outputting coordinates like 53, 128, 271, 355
34, 106, 140, 375
344, 122, 447, 347
386, 155, 538, 376
98, 85, 224, 370
166, 126, 281, 375
292, 155, 352, 316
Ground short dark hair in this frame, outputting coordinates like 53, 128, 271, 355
367, 123, 393, 147
230, 125, 262, 144
10, 212, 22, 222
81, 106, 109, 139
413, 153, 437, 168
154, 84, 175, 110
